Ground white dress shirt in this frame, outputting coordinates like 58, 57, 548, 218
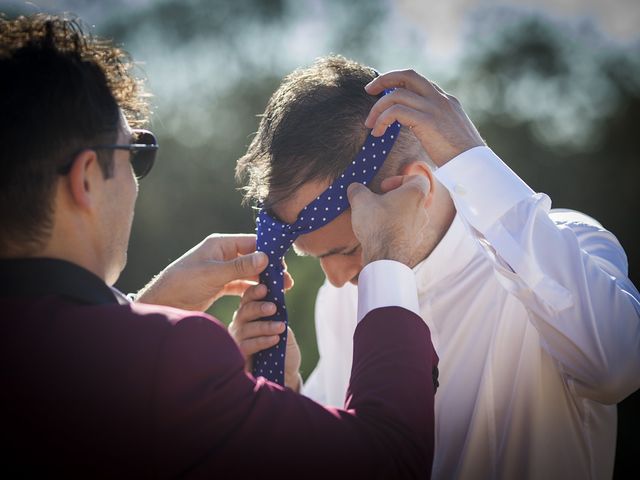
302, 146, 640, 480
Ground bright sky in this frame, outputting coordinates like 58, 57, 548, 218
5, 0, 639, 50
396, 0, 640, 56
4, 0, 636, 148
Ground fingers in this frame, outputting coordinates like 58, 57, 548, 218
219, 262, 293, 296
283, 270, 294, 291
205, 233, 257, 256
377, 175, 430, 210
281, 258, 294, 291
368, 103, 434, 137
364, 69, 484, 167
286, 325, 297, 346
233, 251, 269, 277
364, 87, 433, 130
392, 174, 430, 199
365, 69, 435, 98
346, 182, 374, 207
219, 279, 258, 297
207, 251, 268, 288
379, 175, 405, 193
380, 174, 431, 195
238, 335, 282, 358
240, 283, 268, 305
229, 283, 285, 358
400, 175, 431, 202
363, 70, 451, 137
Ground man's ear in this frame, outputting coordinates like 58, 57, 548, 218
399, 161, 436, 208
66, 149, 102, 211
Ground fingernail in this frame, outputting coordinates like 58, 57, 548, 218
274, 322, 285, 332
252, 251, 267, 267
262, 302, 275, 314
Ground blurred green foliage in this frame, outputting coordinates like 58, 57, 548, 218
2, 0, 638, 476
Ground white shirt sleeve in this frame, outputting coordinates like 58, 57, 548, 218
357, 260, 420, 323
301, 281, 359, 406
300, 356, 327, 405
435, 146, 640, 404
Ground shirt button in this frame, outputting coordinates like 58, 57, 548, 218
454, 184, 467, 195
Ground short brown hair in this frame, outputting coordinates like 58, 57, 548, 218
236, 55, 426, 209
0, 14, 150, 255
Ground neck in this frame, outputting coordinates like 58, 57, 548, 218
3, 197, 111, 285
40, 236, 108, 283
2, 234, 107, 283
416, 191, 457, 265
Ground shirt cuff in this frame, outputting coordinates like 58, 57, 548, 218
357, 260, 420, 323
435, 146, 534, 233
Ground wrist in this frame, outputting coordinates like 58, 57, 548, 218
134, 282, 164, 306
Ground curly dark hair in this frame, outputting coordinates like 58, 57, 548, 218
0, 13, 150, 255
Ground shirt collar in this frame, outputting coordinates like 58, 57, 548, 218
413, 213, 480, 295
0, 257, 121, 305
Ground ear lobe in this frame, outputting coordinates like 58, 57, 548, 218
67, 149, 99, 211
400, 160, 436, 207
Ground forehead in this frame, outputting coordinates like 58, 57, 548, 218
292, 209, 356, 257
271, 179, 331, 225
270, 179, 357, 257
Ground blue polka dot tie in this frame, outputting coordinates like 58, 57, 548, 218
252, 97, 401, 386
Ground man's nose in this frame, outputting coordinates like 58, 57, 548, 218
320, 255, 362, 288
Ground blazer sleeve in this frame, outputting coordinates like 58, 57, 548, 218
151, 308, 435, 480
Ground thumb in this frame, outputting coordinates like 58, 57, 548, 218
394, 175, 431, 207
347, 182, 374, 206
217, 251, 268, 282
379, 175, 405, 193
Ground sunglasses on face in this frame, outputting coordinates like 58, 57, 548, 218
57, 129, 159, 180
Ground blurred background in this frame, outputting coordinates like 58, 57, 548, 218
2, 0, 638, 476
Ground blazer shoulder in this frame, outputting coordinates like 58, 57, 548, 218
123, 302, 244, 372
126, 301, 223, 328
84, 302, 233, 356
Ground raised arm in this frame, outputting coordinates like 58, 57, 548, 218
365, 69, 640, 404
153, 305, 434, 478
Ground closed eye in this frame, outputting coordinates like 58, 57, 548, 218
340, 244, 361, 256
312, 243, 362, 259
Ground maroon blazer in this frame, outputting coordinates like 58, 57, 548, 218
0, 258, 437, 479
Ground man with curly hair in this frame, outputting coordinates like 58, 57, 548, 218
0, 14, 439, 478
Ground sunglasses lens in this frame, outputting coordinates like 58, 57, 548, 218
131, 151, 153, 178
131, 131, 157, 179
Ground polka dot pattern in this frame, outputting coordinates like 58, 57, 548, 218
252, 97, 401, 385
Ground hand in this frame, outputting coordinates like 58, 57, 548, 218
364, 69, 485, 167
229, 283, 302, 391
347, 175, 431, 268
135, 234, 293, 312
